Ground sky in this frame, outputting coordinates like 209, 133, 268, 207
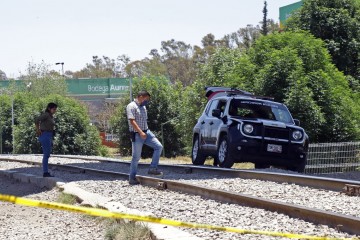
0, 0, 299, 78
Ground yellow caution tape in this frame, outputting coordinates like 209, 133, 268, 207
0, 193, 357, 240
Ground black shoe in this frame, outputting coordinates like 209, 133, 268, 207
148, 168, 163, 176
43, 172, 54, 177
129, 178, 140, 185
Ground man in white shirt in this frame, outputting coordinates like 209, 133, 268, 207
126, 90, 163, 185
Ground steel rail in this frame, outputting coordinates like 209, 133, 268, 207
1, 157, 360, 235
43, 154, 360, 192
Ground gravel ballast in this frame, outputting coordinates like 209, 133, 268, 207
0, 156, 359, 240
2, 155, 360, 218
0, 175, 105, 240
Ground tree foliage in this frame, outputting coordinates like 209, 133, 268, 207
0, 69, 7, 80
261, 1, 269, 36
14, 94, 102, 155
20, 61, 68, 97
0, 95, 12, 153
287, 0, 360, 83
71, 55, 131, 79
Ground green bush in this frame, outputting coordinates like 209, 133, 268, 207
0, 95, 12, 153
14, 94, 102, 155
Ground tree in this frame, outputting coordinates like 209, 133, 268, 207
72, 55, 131, 78
287, 0, 360, 83
20, 61, 68, 98
261, 1, 269, 36
223, 25, 262, 50
0, 70, 7, 80
125, 39, 198, 86
94, 102, 118, 132
125, 57, 167, 79
250, 32, 360, 142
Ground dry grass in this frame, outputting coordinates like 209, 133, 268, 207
106, 147, 120, 157
105, 219, 152, 240
56, 192, 77, 205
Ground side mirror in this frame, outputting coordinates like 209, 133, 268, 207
294, 119, 300, 126
212, 109, 221, 118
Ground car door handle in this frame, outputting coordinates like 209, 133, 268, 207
209, 121, 214, 125
201, 121, 205, 124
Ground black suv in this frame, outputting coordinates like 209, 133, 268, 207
191, 87, 309, 172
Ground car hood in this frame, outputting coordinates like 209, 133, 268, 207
230, 117, 297, 129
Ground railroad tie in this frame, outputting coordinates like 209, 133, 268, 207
156, 181, 167, 190
343, 184, 360, 196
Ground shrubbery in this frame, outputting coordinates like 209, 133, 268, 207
12, 94, 102, 155
0, 95, 13, 153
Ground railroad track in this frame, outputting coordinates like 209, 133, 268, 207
41, 154, 360, 192
0, 155, 360, 236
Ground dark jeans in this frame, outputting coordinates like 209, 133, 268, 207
38, 131, 53, 173
129, 130, 163, 179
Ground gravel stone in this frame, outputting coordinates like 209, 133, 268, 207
0, 156, 359, 239
0, 175, 105, 240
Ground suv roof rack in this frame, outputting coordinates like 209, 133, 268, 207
205, 86, 252, 99
204, 86, 274, 101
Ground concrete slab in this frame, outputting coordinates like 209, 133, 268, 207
103, 201, 153, 217
147, 223, 203, 240
42, 177, 59, 189
0, 170, 17, 178
13, 172, 30, 183
62, 182, 112, 207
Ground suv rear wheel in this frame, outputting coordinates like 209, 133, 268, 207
217, 135, 234, 168
192, 137, 206, 165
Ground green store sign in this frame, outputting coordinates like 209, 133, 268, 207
0, 78, 130, 101
279, 1, 303, 27
66, 78, 130, 100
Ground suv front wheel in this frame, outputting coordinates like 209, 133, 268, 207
192, 136, 206, 165
217, 135, 234, 168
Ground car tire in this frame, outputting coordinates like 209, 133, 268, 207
192, 137, 206, 165
217, 135, 234, 168
288, 157, 307, 173
213, 155, 219, 166
254, 163, 270, 169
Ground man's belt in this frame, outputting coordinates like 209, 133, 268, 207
134, 129, 148, 133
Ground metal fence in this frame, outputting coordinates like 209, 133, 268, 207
305, 142, 360, 174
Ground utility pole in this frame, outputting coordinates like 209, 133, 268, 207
56, 62, 64, 75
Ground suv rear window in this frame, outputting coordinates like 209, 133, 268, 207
229, 99, 293, 123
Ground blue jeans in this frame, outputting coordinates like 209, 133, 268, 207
129, 130, 163, 179
38, 131, 53, 173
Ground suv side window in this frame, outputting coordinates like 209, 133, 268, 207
218, 100, 227, 116
206, 100, 219, 116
